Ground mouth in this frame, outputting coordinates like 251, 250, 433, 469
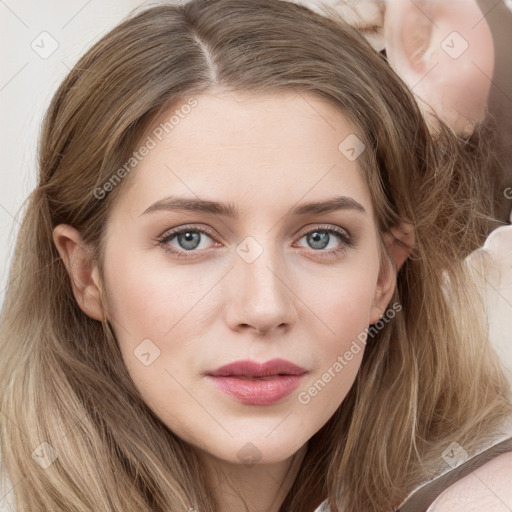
205, 358, 308, 405
231, 375, 291, 380
206, 358, 308, 379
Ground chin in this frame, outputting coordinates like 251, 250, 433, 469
201, 437, 306, 467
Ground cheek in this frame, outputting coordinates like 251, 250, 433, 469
301, 251, 380, 331
320, 277, 376, 322
101, 254, 215, 408
98, 245, 210, 393
103, 247, 213, 337
294, 266, 383, 423
296, 283, 373, 414
313, 278, 376, 357
297, 258, 379, 373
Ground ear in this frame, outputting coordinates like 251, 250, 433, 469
385, 222, 415, 273
369, 222, 414, 324
383, 0, 493, 136
52, 224, 105, 321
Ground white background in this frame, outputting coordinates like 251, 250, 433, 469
0, 0, 167, 309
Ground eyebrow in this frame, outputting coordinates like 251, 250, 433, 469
140, 195, 366, 217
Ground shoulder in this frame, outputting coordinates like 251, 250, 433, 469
427, 450, 512, 512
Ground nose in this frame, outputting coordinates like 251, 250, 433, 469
223, 238, 298, 335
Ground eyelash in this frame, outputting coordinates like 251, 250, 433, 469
156, 224, 352, 260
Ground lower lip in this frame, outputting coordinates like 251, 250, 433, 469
207, 374, 306, 405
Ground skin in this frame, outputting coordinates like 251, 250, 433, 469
383, 0, 495, 137
428, 450, 512, 512
53, 90, 409, 511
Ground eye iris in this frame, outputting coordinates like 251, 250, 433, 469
171, 229, 338, 252
178, 231, 201, 250
308, 231, 330, 250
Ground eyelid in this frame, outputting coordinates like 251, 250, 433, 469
158, 224, 217, 241
156, 224, 221, 256
295, 224, 351, 244
156, 223, 352, 259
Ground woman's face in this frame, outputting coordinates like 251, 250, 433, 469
98, 90, 393, 466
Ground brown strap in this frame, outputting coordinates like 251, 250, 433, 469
397, 436, 512, 512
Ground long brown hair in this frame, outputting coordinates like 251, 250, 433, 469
1, 1, 511, 511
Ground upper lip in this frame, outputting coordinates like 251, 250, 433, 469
206, 358, 308, 378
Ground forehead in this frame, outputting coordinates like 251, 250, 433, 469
112, 89, 374, 220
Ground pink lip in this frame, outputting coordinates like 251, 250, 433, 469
205, 358, 308, 405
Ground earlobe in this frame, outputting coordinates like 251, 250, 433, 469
52, 224, 105, 322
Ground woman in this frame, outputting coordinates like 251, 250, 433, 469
0, 1, 511, 511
